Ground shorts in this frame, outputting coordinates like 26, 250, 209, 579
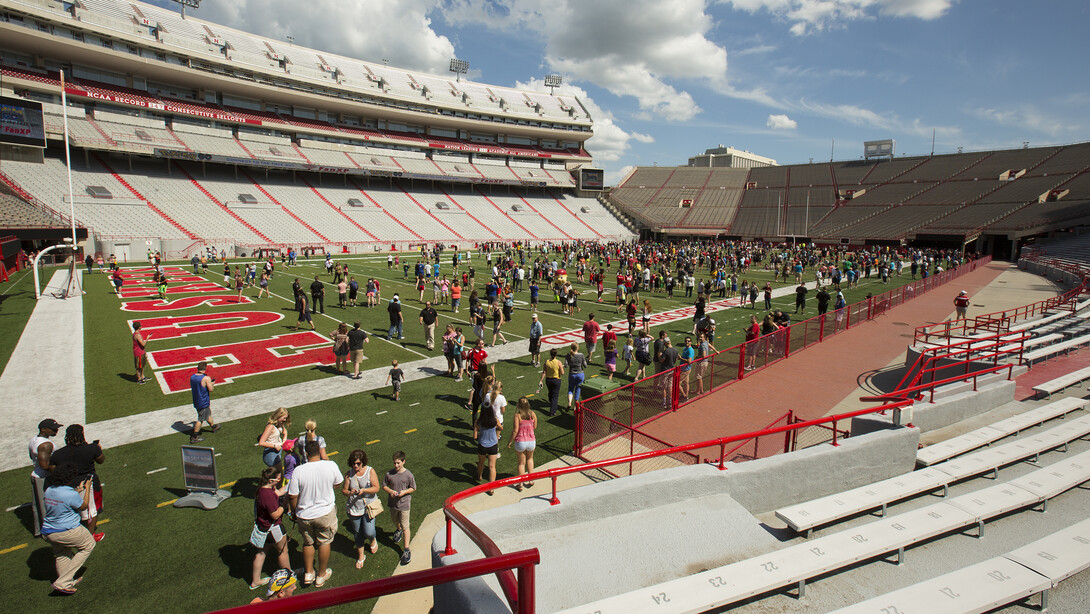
351, 350, 365, 364
392, 508, 410, 531
392, 381, 401, 393
80, 485, 100, 522
477, 443, 499, 456
636, 351, 652, 366
529, 337, 540, 353
606, 362, 616, 373
296, 508, 338, 547
262, 448, 280, 467
195, 406, 212, 423
513, 440, 536, 453
586, 341, 598, 355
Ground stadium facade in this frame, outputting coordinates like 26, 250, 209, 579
0, 0, 635, 258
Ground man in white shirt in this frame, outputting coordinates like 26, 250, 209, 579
288, 440, 343, 587
29, 418, 62, 537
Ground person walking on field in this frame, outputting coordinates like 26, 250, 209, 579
506, 396, 537, 491
420, 301, 438, 351
954, 290, 970, 319
189, 361, 219, 444
132, 322, 149, 385
288, 440, 341, 588
310, 276, 326, 315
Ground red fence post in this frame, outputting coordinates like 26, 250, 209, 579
517, 562, 536, 614
783, 410, 793, 454
738, 343, 747, 380
574, 405, 583, 456
673, 366, 680, 410
819, 313, 825, 342
784, 326, 792, 359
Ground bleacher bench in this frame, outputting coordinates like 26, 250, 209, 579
1021, 333, 1090, 365
916, 397, 1088, 465
775, 410, 1090, 537
556, 450, 1090, 614
1032, 365, 1090, 399
830, 516, 1090, 614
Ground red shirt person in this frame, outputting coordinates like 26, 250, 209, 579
581, 313, 602, 363
953, 290, 970, 319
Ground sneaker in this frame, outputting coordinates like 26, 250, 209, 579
314, 568, 333, 588
52, 584, 77, 596
92, 532, 105, 543
400, 550, 411, 566
189, 436, 204, 444
392, 528, 403, 544
138, 379, 146, 385
210, 424, 221, 434
303, 572, 315, 586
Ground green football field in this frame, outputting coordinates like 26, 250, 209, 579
0, 251, 917, 613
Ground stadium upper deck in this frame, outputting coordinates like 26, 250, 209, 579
611, 142, 1090, 244
0, 0, 592, 161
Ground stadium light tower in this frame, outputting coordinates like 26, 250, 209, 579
449, 58, 469, 82
544, 73, 563, 95
171, 0, 200, 19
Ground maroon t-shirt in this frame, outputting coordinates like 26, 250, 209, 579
582, 320, 601, 343
255, 487, 281, 531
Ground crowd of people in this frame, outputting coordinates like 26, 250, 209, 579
39, 238, 978, 601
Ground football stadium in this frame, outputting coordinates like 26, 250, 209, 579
1, 0, 1090, 612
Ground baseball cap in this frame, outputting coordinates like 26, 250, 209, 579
960, 290, 967, 295
531, 313, 538, 319
39, 418, 63, 431
281, 438, 296, 452
267, 569, 297, 597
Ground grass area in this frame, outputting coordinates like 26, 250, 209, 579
0, 251, 920, 612
0, 266, 55, 375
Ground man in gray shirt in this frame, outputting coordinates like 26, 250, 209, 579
659, 339, 679, 409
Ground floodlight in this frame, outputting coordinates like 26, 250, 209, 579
544, 74, 562, 93
449, 58, 469, 82
171, 0, 200, 18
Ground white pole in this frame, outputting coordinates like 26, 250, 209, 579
806, 190, 810, 237
60, 70, 78, 252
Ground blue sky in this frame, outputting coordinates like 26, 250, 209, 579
150, 0, 1090, 185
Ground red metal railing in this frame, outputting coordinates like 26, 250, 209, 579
889, 330, 1031, 396
576, 256, 994, 457
914, 284, 1083, 343
437, 396, 917, 612
708, 410, 794, 464
209, 548, 540, 614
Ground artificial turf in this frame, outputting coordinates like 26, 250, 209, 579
0, 251, 922, 612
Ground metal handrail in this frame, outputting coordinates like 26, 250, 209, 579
209, 548, 540, 614
441, 398, 916, 610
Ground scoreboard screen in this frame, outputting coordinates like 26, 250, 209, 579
0, 96, 47, 148
579, 167, 604, 191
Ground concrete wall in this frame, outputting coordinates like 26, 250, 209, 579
854, 378, 1016, 436
432, 426, 919, 613
1019, 258, 1082, 288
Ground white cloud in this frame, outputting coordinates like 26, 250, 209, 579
720, 0, 955, 35
190, 0, 455, 73
606, 165, 635, 187
767, 114, 798, 129
799, 99, 961, 139
974, 106, 1079, 138
444, 0, 727, 121
515, 79, 654, 163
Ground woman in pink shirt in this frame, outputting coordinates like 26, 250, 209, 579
506, 396, 537, 491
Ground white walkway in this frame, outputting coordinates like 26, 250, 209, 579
0, 271, 85, 469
